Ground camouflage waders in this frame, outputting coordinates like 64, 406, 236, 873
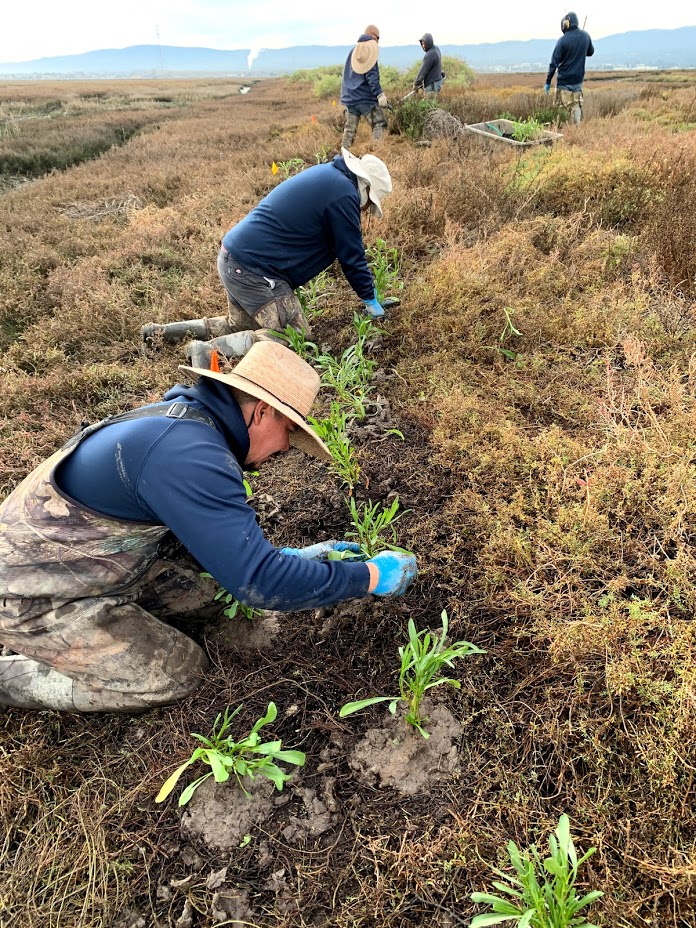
555, 87, 584, 125
140, 248, 311, 368
0, 406, 221, 712
341, 104, 388, 150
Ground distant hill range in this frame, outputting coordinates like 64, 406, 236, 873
1, 26, 695, 78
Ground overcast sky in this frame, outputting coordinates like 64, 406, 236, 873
2, 1, 693, 63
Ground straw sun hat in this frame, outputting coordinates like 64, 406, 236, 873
351, 35, 379, 74
179, 341, 331, 461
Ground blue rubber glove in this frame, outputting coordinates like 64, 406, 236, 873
280, 541, 362, 562
544, 83, 551, 95
368, 551, 418, 596
363, 297, 385, 318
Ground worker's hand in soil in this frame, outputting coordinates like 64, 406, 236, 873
378, 93, 388, 108
280, 541, 363, 562
363, 296, 385, 318
368, 551, 418, 596
544, 83, 551, 94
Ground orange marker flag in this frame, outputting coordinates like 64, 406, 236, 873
271, 161, 278, 175
209, 351, 220, 372
311, 114, 317, 123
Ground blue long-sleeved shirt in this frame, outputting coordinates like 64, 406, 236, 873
546, 17, 594, 88
57, 379, 371, 611
340, 34, 383, 110
222, 156, 375, 303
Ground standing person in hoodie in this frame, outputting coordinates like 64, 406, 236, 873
545, 12, 594, 124
141, 149, 392, 366
413, 33, 443, 95
0, 341, 418, 712
340, 25, 388, 150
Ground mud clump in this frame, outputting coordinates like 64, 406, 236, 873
348, 700, 462, 794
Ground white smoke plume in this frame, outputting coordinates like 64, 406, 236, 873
247, 48, 261, 69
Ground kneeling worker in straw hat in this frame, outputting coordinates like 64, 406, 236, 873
141, 148, 392, 367
0, 343, 417, 712
340, 25, 388, 150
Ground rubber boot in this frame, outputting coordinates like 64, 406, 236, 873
141, 317, 232, 350
185, 331, 257, 369
0, 654, 76, 710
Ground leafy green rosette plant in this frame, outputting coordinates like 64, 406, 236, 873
340, 610, 484, 738
156, 703, 306, 806
470, 814, 603, 928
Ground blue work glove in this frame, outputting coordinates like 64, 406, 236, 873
280, 541, 362, 562
363, 297, 385, 318
544, 83, 551, 95
368, 551, 418, 596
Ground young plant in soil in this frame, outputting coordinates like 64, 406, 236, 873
201, 573, 264, 621
298, 269, 332, 320
340, 610, 484, 738
344, 495, 407, 557
308, 401, 361, 491
366, 238, 403, 303
274, 324, 319, 361
155, 703, 306, 806
316, 346, 374, 419
469, 813, 603, 928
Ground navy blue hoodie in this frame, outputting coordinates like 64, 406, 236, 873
546, 13, 594, 88
222, 156, 375, 303
414, 34, 442, 88
57, 378, 371, 611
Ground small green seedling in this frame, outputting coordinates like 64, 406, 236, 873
470, 813, 603, 928
352, 310, 386, 344
484, 307, 524, 362
345, 496, 407, 557
156, 703, 306, 806
308, 402, 361, 491
367, 238, 403, 303
273, 324, 319, 361
201, 573, 264, 621
276, 157, 305, 178
340, 610, 484, 738
298, 269, 332, 319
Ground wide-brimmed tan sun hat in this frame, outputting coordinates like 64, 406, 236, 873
351, 37, 379, 74
341, 147, 392, 218
179, 341, 331, 461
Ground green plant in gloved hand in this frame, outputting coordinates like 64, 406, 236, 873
155, 702, 306, 805
469, 813, 603, 928
340, 610, 484, 738
345, 496, 407, 557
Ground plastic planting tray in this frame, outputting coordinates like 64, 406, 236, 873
463, 118, 563, 147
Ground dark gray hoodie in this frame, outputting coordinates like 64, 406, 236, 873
414, 33, 442, 88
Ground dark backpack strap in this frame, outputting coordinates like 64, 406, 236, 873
62, 402, 217, 451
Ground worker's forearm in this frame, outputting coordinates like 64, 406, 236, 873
366, 561, 379, 593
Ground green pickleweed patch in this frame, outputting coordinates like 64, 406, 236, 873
155, 703, 306, 806
340, 610, 484, 738
470, 814, 603, 928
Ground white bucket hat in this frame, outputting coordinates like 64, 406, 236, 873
341, 148, 392, 218
179, 341, 331, 461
